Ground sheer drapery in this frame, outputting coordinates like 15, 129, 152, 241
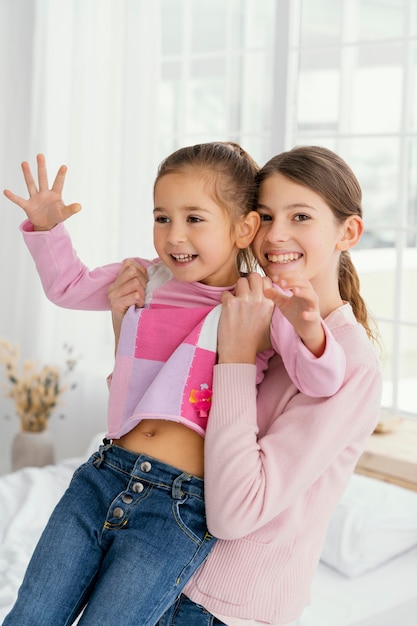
0, 0, 161, 466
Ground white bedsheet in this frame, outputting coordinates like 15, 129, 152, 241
297, 546, 417, 626
0, 457, 79, 620
1, 452, 416, 625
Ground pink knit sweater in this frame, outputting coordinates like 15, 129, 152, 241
184, 306, 382, 623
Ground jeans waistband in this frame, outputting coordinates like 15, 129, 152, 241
93, 442, 205, 498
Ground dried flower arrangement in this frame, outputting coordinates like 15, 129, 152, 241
0, 339, 78, 433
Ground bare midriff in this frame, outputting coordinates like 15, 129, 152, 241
114, 419, 205, 477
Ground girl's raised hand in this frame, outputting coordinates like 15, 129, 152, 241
218, 273, 274, 364
264, 273, 325, 357
3, 154, 81, 230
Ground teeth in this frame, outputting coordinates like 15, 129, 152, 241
267, 253, 301, 263
172, 254, 194, 262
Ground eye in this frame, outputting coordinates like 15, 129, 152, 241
294, 213, 310, 222
154, 215, 170, 224
187, 215, 203, 223
258, 212, 272, 222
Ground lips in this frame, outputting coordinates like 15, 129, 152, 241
266, 252, 302, 263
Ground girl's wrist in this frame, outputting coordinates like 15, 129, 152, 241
217, 346, 257, 365
33, 223, 56, 232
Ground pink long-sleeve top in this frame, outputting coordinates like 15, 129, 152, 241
20, 220, 346, 437
183, 305, 382, 623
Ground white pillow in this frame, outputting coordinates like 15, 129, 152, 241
320, 473, 417, 577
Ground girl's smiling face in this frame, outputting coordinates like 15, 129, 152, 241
253, 173, 348, 294
153, 170, 254, 287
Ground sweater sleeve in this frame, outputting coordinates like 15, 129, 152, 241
204, 314, 382, 540
20, 220, 147, 310
269, 306, 346, 397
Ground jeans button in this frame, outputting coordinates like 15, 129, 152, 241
132, 482, 144, 493
140, 461, 152, 473
122, 494, 133, 504
113, 507, 124, 519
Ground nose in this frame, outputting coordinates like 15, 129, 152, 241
264, 218, 290, 242
167, 221, 187, 244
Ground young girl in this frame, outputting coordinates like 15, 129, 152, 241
109, 146, 382, 626
4, 144, 346, 626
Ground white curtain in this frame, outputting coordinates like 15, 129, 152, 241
0, 0, 162, 467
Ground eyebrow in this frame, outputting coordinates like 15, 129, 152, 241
257, 202, 317, 212
153, 206, 212, 214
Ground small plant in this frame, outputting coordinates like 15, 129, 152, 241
0, 339, 78, 432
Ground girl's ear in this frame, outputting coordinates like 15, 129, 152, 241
236, 211, 260, 249
337, 215, 364, 251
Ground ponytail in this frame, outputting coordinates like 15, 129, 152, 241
339, 251, 379, 343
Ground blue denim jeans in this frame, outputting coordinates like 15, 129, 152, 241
4, 443, 216, 626
158, 594, 226, 625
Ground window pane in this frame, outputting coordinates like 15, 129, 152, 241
299, 0, 342, 45
378, 320, 394, 407
297, 49, 340, 132
241, 51, 273, 134
245, 0, 276, 47
349, 137, 400, 247
402, 248, 417, 325
409, 139, 417, 246
187, 59, 227, 135
159, 62, 182, 135
352, 249, 396, 319
411, 42, 417, 132
412, 0, 417, 36
351, 43, 404, 134
160, 0, 183, 55
397, 324, 417, 414
357, 0, 407, 41
191, 0, 227, 53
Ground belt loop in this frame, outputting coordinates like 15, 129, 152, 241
172, 473, 190, 500
93, 439, 112, 468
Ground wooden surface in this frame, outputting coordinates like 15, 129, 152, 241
355, 416, 417, 492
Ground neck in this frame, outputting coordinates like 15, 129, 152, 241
319, 294, 344, 319
311, 274, 344, 319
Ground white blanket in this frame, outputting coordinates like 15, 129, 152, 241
0, 457, 79, 618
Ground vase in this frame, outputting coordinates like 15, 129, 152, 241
11, 429, 55, 472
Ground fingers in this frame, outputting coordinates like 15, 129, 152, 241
62, 203, 82, 220
36, 154, 49, 192
3, 188, 27, 208
21, 160, 38, 196
118, 260, 147, 291
51, 164, 68, 196
264, 278, 318, 310
263, 286, 289, 307
108, 260, 147, 310
234, 272, 270, 299
19, 154, 67, 197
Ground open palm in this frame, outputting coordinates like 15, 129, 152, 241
3, 154, 81, 230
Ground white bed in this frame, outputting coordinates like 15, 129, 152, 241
1, 434, 416, 626
297, 547, 417, 626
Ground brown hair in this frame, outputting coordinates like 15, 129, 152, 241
155, 142, 259, 272
256, 145, 378, 341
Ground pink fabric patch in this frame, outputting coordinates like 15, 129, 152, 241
134, 305, 213, 360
